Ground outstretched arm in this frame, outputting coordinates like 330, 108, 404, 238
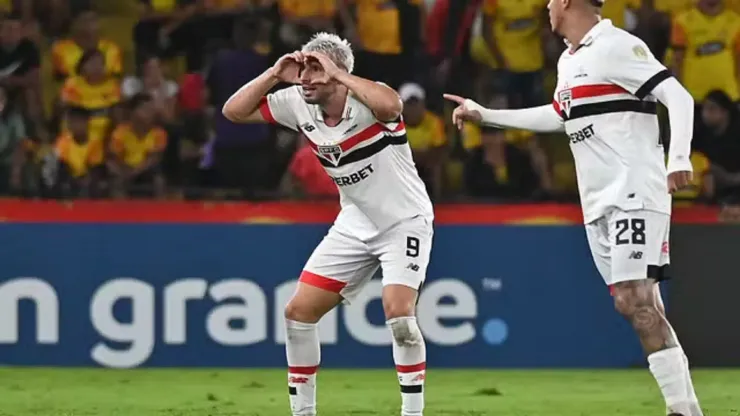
651, 77, 694, 175
444, 94, 564, 133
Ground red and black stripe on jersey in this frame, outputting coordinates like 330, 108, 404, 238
553, 69, 671, 121
303, 121, 408, 168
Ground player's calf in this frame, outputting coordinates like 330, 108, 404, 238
383, 284, 426, 416
612, 280, 702, 416
283, 281, 343, 416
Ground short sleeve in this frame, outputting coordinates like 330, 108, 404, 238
602, 39, 672, 100
482, 0, 497, 15
259, 86, 300, 130
89, 140, 104, 165
60, 78, 81, 104
110, 128, 125, 155
153, 129, 168, 152
670, 18, 688, 49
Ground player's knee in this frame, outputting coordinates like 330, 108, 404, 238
284, 299, 321, 324
383, 301, 415, 321
387, 316, 423, 347
611, 281, 654, 318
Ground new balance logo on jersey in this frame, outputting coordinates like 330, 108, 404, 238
406, 263, 420, 272
629, 251, 643, 260
330, 164, 374, 187
343, 124, 359, 135
318, 144, 343, 165
569, 124, 595, 144
301, 123, 316, 132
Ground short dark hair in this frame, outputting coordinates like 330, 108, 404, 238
128, 93, 153, 111
590, 0, 604, 7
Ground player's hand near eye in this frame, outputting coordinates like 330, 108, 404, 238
270, 51, 305, 84
304, 51, 343, 84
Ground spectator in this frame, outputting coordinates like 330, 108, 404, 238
108, 93, 167, 198
695, 90, 740, 203
399, 83, 447, 199
0, 12, 44, 139
33, 0, 91, 38
51, 11, 122, 80
461, 93, 552, 199
0, 84, 28, 194
60, 49, 121, 143
276, 0, 336, 51
338, 0, 426, 88
133, 0, 199, 70
472, 0, 549, 109
600, 0, 641, 31
53, 106, 104, 197
200, 0, 253, 50
206, 16, 273, 193
670, 0, 740, 101
282, 134, 338, 198
122, 55, 178, 124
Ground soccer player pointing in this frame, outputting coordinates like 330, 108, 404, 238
446, 1, 702, 415
224, 33, 433, 416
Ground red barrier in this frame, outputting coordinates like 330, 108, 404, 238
0, 199, 721, 224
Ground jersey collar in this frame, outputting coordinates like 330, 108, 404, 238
313, 93, 352, 123
564, 18, 612, 50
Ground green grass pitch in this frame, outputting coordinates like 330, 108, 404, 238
0, 368, 738, 415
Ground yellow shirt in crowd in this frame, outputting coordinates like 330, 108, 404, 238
353, 0, 422, 55
406, 111, 446, 151
600, 0, 640, 29
479, 0, 548, 72
52, 39, 123, 79
279, 0, 336, 19
61, 76, 121, 142
55, 132, 104, 178
110, 124, 168, 168
672, 6, 740, 100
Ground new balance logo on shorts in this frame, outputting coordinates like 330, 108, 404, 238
406, 263, 420, 272
629, 251, 643, 260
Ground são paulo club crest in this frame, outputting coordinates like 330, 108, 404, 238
317, 144, 343, 166
558, 88, 572, 118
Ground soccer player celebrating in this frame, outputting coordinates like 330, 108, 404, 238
223, 33, 433, 416
445, 1, 702, 415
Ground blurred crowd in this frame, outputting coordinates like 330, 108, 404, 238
0, 0, 738, 212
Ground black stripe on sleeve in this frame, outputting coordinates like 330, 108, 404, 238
635, 69, 672, 100
565, 100, 658, 121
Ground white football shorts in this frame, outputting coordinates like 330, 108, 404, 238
584, 208, 670, 287
299, 215, 433, 303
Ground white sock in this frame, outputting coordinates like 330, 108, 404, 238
648, 347, 698, 415
388, 316, 426, 416
285, 319, 320, 416
682, 353, 703, 416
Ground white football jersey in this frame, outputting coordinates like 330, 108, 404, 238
260, 86, 433, 238
553, 19, 673, 223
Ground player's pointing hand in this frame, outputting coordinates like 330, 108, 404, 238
443, 94, 482, 130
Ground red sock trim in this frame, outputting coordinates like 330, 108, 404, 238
299, 270, 347, 293
396, 362, 426, 373
289, 366, 319, 375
